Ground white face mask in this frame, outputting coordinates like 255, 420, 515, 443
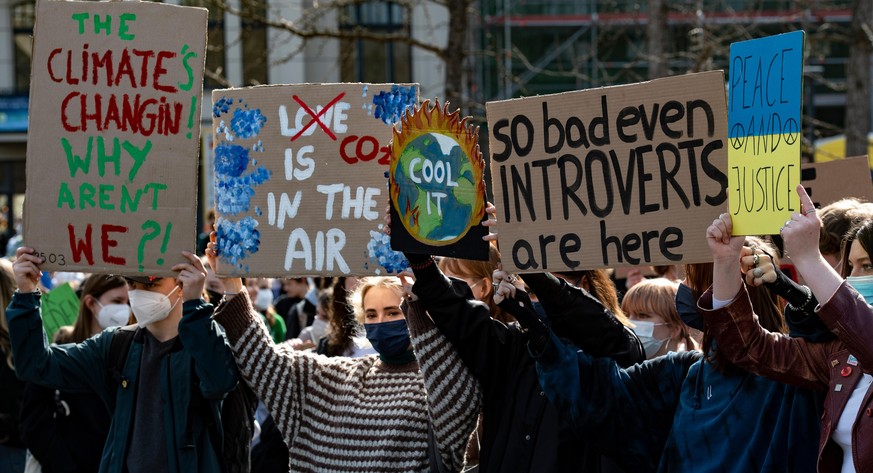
631, 320, 670, 358
95, 302, 131, 329
129, 286, 180, 328
254, 289, 274, 311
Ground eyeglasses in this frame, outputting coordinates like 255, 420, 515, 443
123, 277, 163, 288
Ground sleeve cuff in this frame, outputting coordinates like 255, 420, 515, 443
213, 290, 259, 343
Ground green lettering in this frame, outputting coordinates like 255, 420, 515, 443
118, 13, 136, 40
120, 184, 143, 213
79, 183, 96, 209
62, 136, 92, 178
93, 14, 111, 35
72, 13, 89, 34
57, 182, 75, 209
146, 182, 167, 209
98, 184, 115, 210
97, 136, 121, 177
123, 140, 151, 182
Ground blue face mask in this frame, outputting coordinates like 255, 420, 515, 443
365, 319, 411, 358
847, 275, 873, 304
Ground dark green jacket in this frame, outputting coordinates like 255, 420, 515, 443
6, 292, 239, 473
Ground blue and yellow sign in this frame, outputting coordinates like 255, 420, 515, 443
728, 31, 804, 235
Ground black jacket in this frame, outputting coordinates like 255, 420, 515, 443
19, 383, 111, 473
411, 265, 644, 472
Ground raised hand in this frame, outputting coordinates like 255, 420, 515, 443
739, 245, 777, 286
13, 247, 43, 293
482, 202, 498, 242
780, 184, 821, 266
706, 212, 745, 264
205, 231, 243, 295
172, 251, 208, 301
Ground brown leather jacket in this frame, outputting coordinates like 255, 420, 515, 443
700, 281, 873, 473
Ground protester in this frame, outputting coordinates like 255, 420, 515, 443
622, 278, 699, 358
247, 278, 286, 344
703, 186, 873, 473
0, 258, 24, 473
315, 276, 373, 358
817, 197, 873, 270
272, 278, 308, 330
295, 289, 330, 349
207, 241, 481, 472
438, 245, 515, 324
19, 274, 130, 473
6, 247, 238, 473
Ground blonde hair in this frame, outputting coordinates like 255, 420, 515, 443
0, 258, 17, 370
349, 277, 404, 325
622, 278, 697, 350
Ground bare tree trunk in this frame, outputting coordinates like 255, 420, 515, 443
845, 0, 872, 156
647, 0, 667, 79
443, 0, 469, 107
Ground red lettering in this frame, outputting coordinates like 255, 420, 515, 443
378, 145, 391, 165
340, 135, 358, 164
101, 224, 127, 265
67, 223, 94, 265
115, 49, 136, 88
356, 136, 378, 162
47, 48, 63, 82
61, 92, 79, 132
340, 135, 391, 165
153, 51, 177, 93
132, 49, 154, 87
64, 50, 79, 85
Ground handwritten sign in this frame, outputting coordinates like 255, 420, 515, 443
24, 0, 207, 275
389, 100, 488, 260
486, 71, 728, 272
211, 83, 419, 276
801, 157, 873, 208
728, 31, 804, 235
40, 283, 80, 341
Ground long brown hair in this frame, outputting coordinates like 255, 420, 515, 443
690, 237, 786, 374
0, 259, 16, 370
438, 244, 515, 324
68, 274, 128, 344
840, 219, 873, 278
553, 270, 631, 327
325, 279, 355, 356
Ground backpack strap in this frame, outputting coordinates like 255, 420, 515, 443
106, 325, 138, 409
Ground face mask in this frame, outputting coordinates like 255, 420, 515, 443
631, 320, 669, 358
95, 302, 131, 329
254, 289, 274, 311
365, 319, 411, 358
206, 289, 224, 306
129, 286, 180, 328
847, 275, 873, 304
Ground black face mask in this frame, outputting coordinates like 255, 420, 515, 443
206, 289, 223, 306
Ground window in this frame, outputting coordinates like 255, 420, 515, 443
340, 1, 411, 83
12, 1, 34, 94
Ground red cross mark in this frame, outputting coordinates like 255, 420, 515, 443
290, 93, 347, 142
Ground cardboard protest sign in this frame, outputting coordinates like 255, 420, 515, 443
801, 157, 873, 208
24, 0, 207, 275
40, 283, 80, 341
486, 71, 728, 273
728, 31, 805, 235
389, 100, 489, 260
211, 83, 419, 276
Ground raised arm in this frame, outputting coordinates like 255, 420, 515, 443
405, 296, 481, 472
7, 248, 112, 399
495, 285, 699, 472
406, 253, 525, 393
703, 211, 836, 390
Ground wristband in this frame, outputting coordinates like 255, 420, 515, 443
408, 256, 435, 271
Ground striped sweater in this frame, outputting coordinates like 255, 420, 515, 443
213, 290, 481, 473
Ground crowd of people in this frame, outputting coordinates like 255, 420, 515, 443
0, 186, 872, 473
